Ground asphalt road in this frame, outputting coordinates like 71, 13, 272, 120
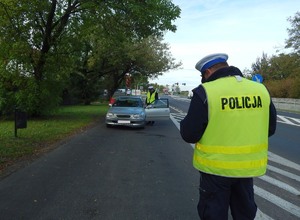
0, 95, 299, 220
0, 119, 199, 219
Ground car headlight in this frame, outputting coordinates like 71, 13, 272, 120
106, 112, 116, 118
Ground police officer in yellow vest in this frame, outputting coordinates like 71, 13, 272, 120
146, 85, 158, 125
180, 53, 277, 220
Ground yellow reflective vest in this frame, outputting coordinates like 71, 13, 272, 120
146, 91, 157, 105
193, 76, 270, 177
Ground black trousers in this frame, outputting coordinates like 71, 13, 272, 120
197, 172, 257, 220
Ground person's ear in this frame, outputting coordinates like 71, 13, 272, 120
205, 68, 214, 78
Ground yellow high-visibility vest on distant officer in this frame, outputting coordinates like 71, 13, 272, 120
146, 90, 157, 105
193, 76, 271, 177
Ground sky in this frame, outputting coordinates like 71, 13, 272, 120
149, 0, 299, 91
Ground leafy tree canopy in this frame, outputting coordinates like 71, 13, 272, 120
285, 11, 300, 55
0, 0, 181, 115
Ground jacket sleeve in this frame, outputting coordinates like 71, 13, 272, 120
268, 100, 277, 137
180, 86, 208, 143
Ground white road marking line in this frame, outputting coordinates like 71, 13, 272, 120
255, 208, 274, 220
254, 186, 300, 218
277, 115, 292, 123
267, 165, 300, 182
258, 175, 300, 196
277, 115, 300, 126
268, 151, 300, 171
170, 105, 184, 113
286, 116, 300, 123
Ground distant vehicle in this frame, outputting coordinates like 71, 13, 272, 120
109, 97, 116, 105
118, 89, 126, 93
131, 89, 141, 95
109, 90, 126, 105
187, 90, 193, 99
105, 96, 170, 128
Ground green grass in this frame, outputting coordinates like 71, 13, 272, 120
0, 104, 108, 167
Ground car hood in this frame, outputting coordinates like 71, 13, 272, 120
108, 107, 145, 114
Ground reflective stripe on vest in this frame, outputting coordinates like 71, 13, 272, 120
193, 76, 270, 177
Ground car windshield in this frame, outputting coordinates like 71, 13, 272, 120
113, 98, 142, 107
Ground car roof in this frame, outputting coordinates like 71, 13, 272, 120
116, 96, 142, 100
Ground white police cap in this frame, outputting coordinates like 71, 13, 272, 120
148, 86, 154, 89
195, 53, 228, 73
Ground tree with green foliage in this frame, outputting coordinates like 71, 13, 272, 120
93, 36, 181, 100
0, 0, 181, 116
285, 11, 300, 55
251, 52, 270, 80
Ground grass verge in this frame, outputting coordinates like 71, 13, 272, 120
0, 103, 108, 172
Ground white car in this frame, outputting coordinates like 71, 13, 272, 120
105, 96, 170, 128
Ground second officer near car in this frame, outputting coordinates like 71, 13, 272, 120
145, 85, 158, 125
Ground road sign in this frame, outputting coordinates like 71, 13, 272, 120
252, 74, 263, 83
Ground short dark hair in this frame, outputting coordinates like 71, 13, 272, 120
209, 62, 228, 71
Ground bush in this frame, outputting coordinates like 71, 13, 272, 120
265, 77, 300, 98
